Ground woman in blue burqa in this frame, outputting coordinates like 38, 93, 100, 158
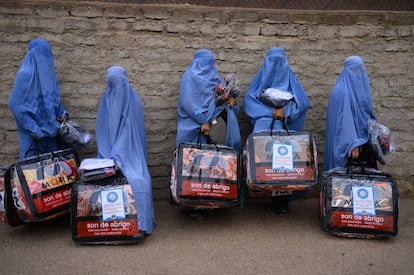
176, 48, 241, 150
175, 49, 241, 219
243, 47, 310, 215
9, 38, 69, 160
96, 66, 156, 235
324, 56, 378, 171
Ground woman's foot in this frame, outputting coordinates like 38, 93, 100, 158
271, 196, 290, 216
276, 202, 289, 216
183, 209, 208, 220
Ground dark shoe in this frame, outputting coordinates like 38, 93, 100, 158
184, 209, 205, 220
275, 196, 290, 216
276, 204, 289, 216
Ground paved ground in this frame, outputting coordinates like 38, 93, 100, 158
1, 197, 414, 275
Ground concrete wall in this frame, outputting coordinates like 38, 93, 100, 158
0, 1, 413, 198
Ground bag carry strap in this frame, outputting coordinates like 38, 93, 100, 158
346, 157, 368, 175
206, 135, 220, 152
270, 118, 289, 136
198, 127, 220, 152
24, 139, 41, 159
196, 130, 203, 149
24, 138, 55, 159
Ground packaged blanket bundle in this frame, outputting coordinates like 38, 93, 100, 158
320, 166, 398, 239
170, 143, 241, 209
78, 158, 120, 182
244, 130, 318, 198
10, 149, 79, 223
71, 158, 144, 244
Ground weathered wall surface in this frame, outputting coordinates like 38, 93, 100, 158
0, 1, 413, 198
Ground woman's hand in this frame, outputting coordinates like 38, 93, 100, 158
57, 116, 66, 123
273, 108, 285, 120
201, 123, 211, 136
348, 147, 359, 159
57, 111, 68, 123
215, 89, 230, 106
227, 97, 236, 109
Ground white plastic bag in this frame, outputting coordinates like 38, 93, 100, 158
260, 88, 294, 109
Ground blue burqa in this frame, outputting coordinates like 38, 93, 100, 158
324, 56, 376, 171
244, 47, 309, 133
176, 49, 241, 150
96, 66, 156, 235
8, 38, 68, 159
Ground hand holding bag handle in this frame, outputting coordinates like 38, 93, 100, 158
198, 124, 220, 152
346, 156, 368, 176
270, 118, 289, 135
271, 107, 290, 136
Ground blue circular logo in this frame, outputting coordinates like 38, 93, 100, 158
277, 145, 289, 156
107, 191, 118, 203
357, 188, 369, 199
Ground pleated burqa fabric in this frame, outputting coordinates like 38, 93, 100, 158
324, 56, 376, 171
244, 47, 309, 133
96, 66, 156, 235
9, 38, 69, 159
176, 49, 241, 150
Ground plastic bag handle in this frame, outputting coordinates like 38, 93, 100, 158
346, 157, 367, 175
270, 118, 290, 136
24, 139, 42, 159
197, 127, 220, 152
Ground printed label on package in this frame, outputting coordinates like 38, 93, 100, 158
352, 186, 375, 216
101, 188, 126, 221
272, 143, 293, 171
33, 187, 72, 214
181, 180, 238, 199
76, 219, 139, 237
331, 211, 394, 232
254, 164, 313, 182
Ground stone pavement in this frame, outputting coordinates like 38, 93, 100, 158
1, 197, 413, 275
